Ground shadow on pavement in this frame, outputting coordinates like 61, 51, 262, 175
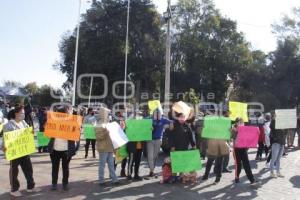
290, 176, 300, 188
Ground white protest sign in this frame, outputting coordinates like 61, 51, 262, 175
275, 109, 297, 130
106, 122, 129, 149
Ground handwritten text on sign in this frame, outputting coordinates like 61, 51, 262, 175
4, 127, 36, 161
45, 112, 83, 141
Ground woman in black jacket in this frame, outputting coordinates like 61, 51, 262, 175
169, 113, 195, 152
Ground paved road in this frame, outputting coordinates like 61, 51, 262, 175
1, 141, 300, 200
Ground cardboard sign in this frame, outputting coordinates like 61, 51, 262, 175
202, 116, 231, 140
106, 122, 129, 149
37, 131, 50, 147
125, 119, 152, 141
83, 124, 96, 139
171, 150, 202, 173
235, 126, 259, 148
148, 100, 162, 115
4, 127, 36, 161
229, 101, 248, 122
275, 109, 297, 130
44, 112, 82, 141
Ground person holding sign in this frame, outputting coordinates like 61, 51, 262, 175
169, 112, 196, 183
231, 118, 259, 186
147, 109, 171, 178
269, 113, 286, 178
83, 108, 97, 158
95, 109, 119, 186
169, 113, 195, 152
3, 105, 36, 197
47, 106, 80, 191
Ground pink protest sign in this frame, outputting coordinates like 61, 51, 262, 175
235, 126, 260, 148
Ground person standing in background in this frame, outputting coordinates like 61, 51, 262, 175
24, 97, 34, 128
84, 108, 97, 158
269, 113, 287, 178
38, 107, 48, 153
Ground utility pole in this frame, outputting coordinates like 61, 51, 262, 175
72, 0, 82, 107
164, 0, 172, 112
123, 0, 130, 118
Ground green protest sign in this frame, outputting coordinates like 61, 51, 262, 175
119, 145, 128, 158
171, 150, 202, 173
83, 124, 96, 139
201, 116, 231, 140
125, 119, 152, 141
37, 131, 50, 147
4, 127, 36, 161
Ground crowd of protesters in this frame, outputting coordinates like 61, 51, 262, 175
0, 100, 299, 197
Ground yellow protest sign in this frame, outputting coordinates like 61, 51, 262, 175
4, 127, 36, 161
45, 112, 83, 141
148, 100, 162, 115
229, 101, 248, 122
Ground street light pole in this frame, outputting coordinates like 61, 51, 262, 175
164, 0, 171, 111
72, 0, 82, 107
124, 0, 130, 118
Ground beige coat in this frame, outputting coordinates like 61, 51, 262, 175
95, 126, 114, 153
206, 139, 230, 157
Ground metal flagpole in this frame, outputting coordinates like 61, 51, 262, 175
72, 0, 82, 107
164, 0, 171, 113
88, 76, 94, 108
123, 0, 130, 118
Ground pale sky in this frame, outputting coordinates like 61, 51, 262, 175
0, 0, 299, 88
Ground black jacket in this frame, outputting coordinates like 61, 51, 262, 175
270, 120, 286, 145
169, 121, 195, 151
48, 138, 79, 158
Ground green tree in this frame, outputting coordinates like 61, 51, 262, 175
24, 82, 39, 95
56, 0, 164, 105
171, 0, 253, 102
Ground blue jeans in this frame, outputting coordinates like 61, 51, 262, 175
270, 143, 284, 172
98, 152, 118, 183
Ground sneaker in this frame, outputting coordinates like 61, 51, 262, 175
265, 163, 270, 169
149, 172, 154, 177
51, 184, 57, 191
133, 175, 143, 181
214, 177, 221, 185
10, 191, 22, 197
235, 178, 240, 183
202, 175, 208, 181
277, 172, 285, 178
99, 182, 107, 187
222, 168, 232, 173
127, 175, 132, 180
113, 181, 121, 186
270, 172, 277, 178
63, 185, 69, 191
27, 188, 39, 193
250, 180, 260, 186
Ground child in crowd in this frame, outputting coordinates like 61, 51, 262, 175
160, 157, 173, 184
